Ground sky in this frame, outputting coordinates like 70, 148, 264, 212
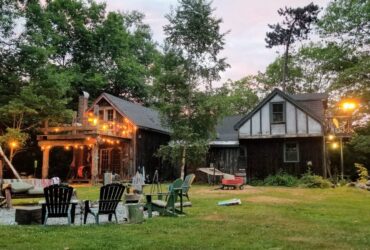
97, 0, 331, 85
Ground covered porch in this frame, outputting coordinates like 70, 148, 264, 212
37, 123, 136, 183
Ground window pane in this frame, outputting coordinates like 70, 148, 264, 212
273, 113, 283, 122
273, 103, 283, 112
285, 143, 298, 162
272, 103, 284, 123
107, 110, 114, 121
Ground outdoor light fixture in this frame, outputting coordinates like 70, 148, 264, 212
9, 141, 17, 148
328, 134, 335, 140
340, 99, 358, 112
331, 142, 339, 149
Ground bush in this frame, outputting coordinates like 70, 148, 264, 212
249, 178, 264, 186
299, 168, 332, 188
355, 163, 368, 183
263, 170, 299, 187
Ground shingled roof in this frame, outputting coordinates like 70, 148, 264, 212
208, 114, 243, 146
289, 93, 328, 101
97, 93, 170, 134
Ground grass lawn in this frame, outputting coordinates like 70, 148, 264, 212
2, 185, 370, 249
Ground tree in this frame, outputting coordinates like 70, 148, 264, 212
164, 0, 229, 90
256, 56, 305, 93
22, 0, 159, 103
155, 0, 228, 179
265, 3, 319, 92
213, 77, 259, 115
318, 0, 369, 48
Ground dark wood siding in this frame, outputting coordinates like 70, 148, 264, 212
241, 137, 324, 180
135, 129, 173, 181
208, 147, 240, 174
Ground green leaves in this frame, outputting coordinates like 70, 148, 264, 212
318, 0, 370, 47
164, 0, 229, 86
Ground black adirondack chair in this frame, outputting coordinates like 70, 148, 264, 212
43, 184, 75, 225
84, 183, 125, 224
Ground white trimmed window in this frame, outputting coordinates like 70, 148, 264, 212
284, 142, 299, 162
271, 102, 285, 123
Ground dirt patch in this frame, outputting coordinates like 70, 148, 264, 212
195, 185, 263, 196
202, 213, 227, 222
246, 196, 298, 204
285, 236, 312, 243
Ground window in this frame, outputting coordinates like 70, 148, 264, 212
271, 103, 284, 123
107, 110, 114, 121
284, 142, 299, 162
99, 110, 104, 121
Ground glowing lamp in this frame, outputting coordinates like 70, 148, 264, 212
331, 142, 339, 149
10, 141, 17, 148
93, 118, 98, 125
328, 134, 335, 140
340, 99, 358, 111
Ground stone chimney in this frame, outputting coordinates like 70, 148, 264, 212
77, 91, 89, 124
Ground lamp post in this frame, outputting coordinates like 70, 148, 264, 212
334, 99, 358, 180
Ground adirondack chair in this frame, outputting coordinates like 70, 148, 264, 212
146, 178, 184, 217
182, 174, 195, 201
43, 184, 75, 225
84, 183, 125, 224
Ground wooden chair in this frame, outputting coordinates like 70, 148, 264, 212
146, 178, 184, 217
43, 184, 75, 225
84, 183, 125, 224
182, 174, 195, 201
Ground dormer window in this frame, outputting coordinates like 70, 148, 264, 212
107, 109, 114, 121
271, 102, 285, 123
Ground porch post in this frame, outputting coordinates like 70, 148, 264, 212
0, 159, 3, 180
42, 147, 50, 179
91, 144, 99, 185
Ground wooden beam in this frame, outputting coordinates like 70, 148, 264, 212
91, 144, 99, 185
0, 160, 3, 180
42, 148, 50, 179
38, 139, 95, 147
39, 126, 97, 133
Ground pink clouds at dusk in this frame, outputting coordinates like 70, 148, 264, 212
97, 0, 331, 85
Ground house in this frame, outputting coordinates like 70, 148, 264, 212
37, 92, 172, 183
210, 89, 328, 180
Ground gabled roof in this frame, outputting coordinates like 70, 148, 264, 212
234, 89, 326, 130
92, 93, 170, 134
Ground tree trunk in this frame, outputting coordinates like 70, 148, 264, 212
282, 42, 290, 92
0, 146, 22, 180
180, 146, 186, 180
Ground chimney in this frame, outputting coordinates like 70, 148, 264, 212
77, 91, 89, 124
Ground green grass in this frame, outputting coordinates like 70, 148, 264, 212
2, 185, 370, 249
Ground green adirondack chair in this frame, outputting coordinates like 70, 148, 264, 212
182, 174, 195, 201
146, 178, 184, 217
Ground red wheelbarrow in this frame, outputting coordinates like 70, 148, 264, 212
221, 177, 244, 190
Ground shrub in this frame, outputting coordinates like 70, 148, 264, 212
263, 170, 299, 187
249, 178, 264, 186
355, 163, 368, 183
299, 168, 332, 188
